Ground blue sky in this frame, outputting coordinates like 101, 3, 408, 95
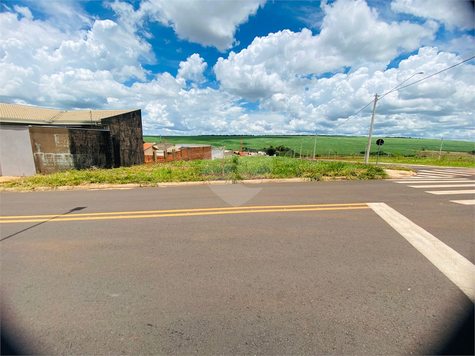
1, 0, 474, 140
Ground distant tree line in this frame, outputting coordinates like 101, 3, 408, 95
263, 145, 298, 157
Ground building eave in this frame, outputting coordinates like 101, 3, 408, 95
0, 118, 102, 126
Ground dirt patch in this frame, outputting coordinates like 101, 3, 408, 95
420, 150, 474, 158
385, 169, 416, 179
0, 176, 21, 183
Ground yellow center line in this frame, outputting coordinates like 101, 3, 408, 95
0, 203, 368, 219
0, 204, 370, 223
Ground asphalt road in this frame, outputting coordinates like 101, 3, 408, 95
1, 167, 474, 355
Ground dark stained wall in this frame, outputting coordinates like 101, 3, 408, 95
29, 127, 74, 174
29, 127, 113, 174
101, 110, 144, 167
69, 129, 113, 169
28, 110, 143, 173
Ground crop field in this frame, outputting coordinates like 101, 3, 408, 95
144, 135, 475, 157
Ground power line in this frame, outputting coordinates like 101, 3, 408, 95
379, 55, 475, 100
332, 98, 375, 130
332, 54, 475, 130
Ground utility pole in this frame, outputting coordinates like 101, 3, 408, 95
362, 72, 423, 165
222, 146, 226, 176
313, 133, 317, 160
438, 136, 444, 160
364, 94, 378, 164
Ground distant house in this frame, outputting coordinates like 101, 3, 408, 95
211, 147, 234, 160
143, 142, 155, 155
234, 151, 250, 156
143, 142, 156, 164
0, 103, 144, 176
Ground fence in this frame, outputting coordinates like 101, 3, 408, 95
145, 146, 212, 163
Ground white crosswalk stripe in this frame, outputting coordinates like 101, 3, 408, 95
409, 169, 475, 179
450, 200, 475, 205
393, 168, 475, 205
395, 180, 475, 184
408, 184, 475, 188
427, 190, 475, 195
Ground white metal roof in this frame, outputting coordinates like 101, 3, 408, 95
0, 103, 137, 125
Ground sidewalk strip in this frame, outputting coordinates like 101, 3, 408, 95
368, 203, 475, 302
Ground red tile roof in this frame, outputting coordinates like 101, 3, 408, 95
143, 143, 154, 151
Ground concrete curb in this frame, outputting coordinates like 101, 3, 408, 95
53, 178, 311, 190
0, 169, 411, 192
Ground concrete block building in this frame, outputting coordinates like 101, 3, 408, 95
0, 103, 144, 176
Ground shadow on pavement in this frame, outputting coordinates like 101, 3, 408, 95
0, 207, 87, 242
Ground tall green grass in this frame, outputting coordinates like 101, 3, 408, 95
1, 157, 387, 191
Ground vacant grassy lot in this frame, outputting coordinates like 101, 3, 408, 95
145, 135, 474, 167
0, 157, 387, 191
143, 135, 475, 156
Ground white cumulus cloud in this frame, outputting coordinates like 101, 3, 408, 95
214, 0, 436, 101
12, 5, 33, 20
391, 0, 475, 31
177, 54, 208, 83
0, 0, 473, 140
109, 0, 267, 52
0, 8, 155, 107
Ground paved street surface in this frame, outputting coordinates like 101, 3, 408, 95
1, 167, 474, 355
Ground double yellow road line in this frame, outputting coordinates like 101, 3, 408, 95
0, 203, 370, 224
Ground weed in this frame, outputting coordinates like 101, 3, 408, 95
1, 157, 388, 191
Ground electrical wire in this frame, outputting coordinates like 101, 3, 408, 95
331, 54, 475, 130
379, 55, 475, 100
331, 98, 375, 130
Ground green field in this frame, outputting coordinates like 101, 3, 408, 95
144, 135, 475, 157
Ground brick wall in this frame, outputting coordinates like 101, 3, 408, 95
144, 155, 155, 164
145, 146, 212, 163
